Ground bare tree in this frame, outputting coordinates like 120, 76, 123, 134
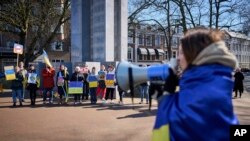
0, 0, 70, 66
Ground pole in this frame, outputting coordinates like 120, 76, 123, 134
17, 54, 19, 66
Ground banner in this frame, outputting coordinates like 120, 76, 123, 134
27, 73, 37, 84
68, 81, 83, 94
4, 66, 16, 80
105, 74, 115, 87
88, 75, 98, 88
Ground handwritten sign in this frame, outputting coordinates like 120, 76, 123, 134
13, 43, 23, 54
98, 71, 106, 80
88, 75, 98, 88
57, 77, 64, 86
105, 74, 115, 87
68, 81, 83, 94
27, 73, 37, 84
4, 66, 16, 80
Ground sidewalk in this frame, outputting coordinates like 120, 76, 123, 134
1, 90, 250, 141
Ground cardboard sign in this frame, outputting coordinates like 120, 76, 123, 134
98, 71, 106, 80
68, 81, 83, 94
13, 43, 23, 54
105, 74, 115, 87
27, 73, 37, 84
57, 77, 64, 86
88, 75, 98, 88
4, 66, 16, 80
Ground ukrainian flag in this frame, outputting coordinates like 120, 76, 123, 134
43, 49, 52, 68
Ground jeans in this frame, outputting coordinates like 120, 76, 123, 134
90, 88, 97, 103
21, 87, 25, 100
43, 88, 53, 102
140, 85, 149, 103
12, 89, 22, 103
105, 88, 114, 100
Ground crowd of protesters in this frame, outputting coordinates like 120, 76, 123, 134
9, 61, 245, 107
10, 62, 125, 107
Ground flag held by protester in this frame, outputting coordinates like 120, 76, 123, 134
43, 50, 52, 68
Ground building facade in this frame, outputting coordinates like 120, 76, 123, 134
128, 24, 182, 66
224, 30, 250, 69
71, 0, 127, 64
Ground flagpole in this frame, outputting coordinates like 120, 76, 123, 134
17, 54, 19, 66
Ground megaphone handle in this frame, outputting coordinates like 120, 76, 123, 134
128, 67, 134, 107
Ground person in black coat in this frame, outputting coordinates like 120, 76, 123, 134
26, 64, 38, 106
234, 68, 244, 98
56, 64, 69, 104
70, 66, 84, 104
11, 66, 24, 106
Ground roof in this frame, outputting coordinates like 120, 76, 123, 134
224, 30, 250, 40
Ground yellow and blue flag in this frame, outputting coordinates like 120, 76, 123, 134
43, 49, 52, 68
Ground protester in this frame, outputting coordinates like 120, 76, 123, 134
117, 85, 124, 105
152, 28, 238, 141
82, 64, 90, 101
96, 65, 107, 103
87, 67, 98, 104
139, 65, 149, 104
233, 68, 244, 98
11, 66, 24, 107
105, 65, 116, 104
18, 61, 27, 102
70, 66, 84, 105
26, 64, 38, 106
42, 64, 55, 104
56, 64, 69, 104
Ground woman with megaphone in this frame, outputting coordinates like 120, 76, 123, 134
151, 28, 239, 141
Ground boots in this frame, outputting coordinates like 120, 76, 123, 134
20, 101, 23, 106
13, 102, 16, 107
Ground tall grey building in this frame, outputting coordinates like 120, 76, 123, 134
71, 0, 128, 63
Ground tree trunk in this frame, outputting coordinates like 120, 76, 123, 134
209, 0, 213, 28
179, 0, 188, 32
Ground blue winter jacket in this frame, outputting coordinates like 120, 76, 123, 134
152, 64, 239, 141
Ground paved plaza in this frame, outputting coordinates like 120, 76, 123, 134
0, 89, 250, 141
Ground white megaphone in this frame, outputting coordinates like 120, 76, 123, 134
116, 58, 177, 91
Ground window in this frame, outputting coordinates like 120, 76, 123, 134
147, 54, 150, 60
155, 35, 160, 46
52, 59, 64, 63
128, 36, 133, 44
146, 35, 152, 46
138, 55, 143, 60
139, 34, 143, 45
51, 41, 63, 51
51, 24, 64, 34
152, 55, 155, 60
128, 48, 132, 60
165, 51, 168, 60
172, 51, 177, 58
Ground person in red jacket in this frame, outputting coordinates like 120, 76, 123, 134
42, 65, 55, 104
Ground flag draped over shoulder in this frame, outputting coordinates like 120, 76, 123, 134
43, 50, 52, 67
152, 64, 238, 141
